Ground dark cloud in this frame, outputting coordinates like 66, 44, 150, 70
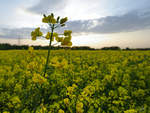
27, 0, 67, 14
65, 10, 150, 34
1, 9, 150, 39
0, 28, 47, 39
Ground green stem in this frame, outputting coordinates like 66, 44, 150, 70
43, 25, 54, 77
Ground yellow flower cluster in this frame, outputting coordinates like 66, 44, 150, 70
3, 112, 10, 113
58, 109, 65, 113
32, 73, 47, 84
64, 98, 70, 105
7, 96, 21, 109
76, 102, 84, 113
64, 30, 72, 36
55, 36, 63, 42
51, 57, 68, 69
66, 84, 77, 98
60, 17, 68, 25
31, 13, 72, 47
61, 30, 72, 46
31, 27, 43, 40
124, 109, 137, 113
45, 32, 58, 41
39, 103, 47, 113
42, 13, 68, 26
42, 13, 56, 24
28, 46, 34, 53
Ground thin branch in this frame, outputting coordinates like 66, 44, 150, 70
48, 23, 53, 28
54, 24, 61, 29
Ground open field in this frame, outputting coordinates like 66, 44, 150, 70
0, 50, 150, 112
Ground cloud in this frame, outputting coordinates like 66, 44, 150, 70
65, 10, 150, 34
1, 9, 150, 39
0, 28, 47, 39
27, 0, 67, 14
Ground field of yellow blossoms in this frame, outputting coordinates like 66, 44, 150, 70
0, 49, 150, 113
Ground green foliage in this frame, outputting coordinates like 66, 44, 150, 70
0, 50, 150, 112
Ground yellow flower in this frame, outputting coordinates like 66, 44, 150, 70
64, 30, 72, 36
124, 109, 137, 113
76, 102, 84, 113
32, 73, 47, 84
76, 102, 83, 108
58, 109, 65, 113
3, 111, 10, 113
45, 32, 51, 39
60, 17, 68, 24
64, 98, 70, 105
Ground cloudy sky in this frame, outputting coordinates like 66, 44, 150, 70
0, 0, 150, 48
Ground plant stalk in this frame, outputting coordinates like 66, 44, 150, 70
43, 25, 54, 77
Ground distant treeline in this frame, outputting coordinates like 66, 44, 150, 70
0, 43, 95, 50
0, 43, 150, 50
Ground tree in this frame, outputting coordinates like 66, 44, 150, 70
31, 13, 72, 77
